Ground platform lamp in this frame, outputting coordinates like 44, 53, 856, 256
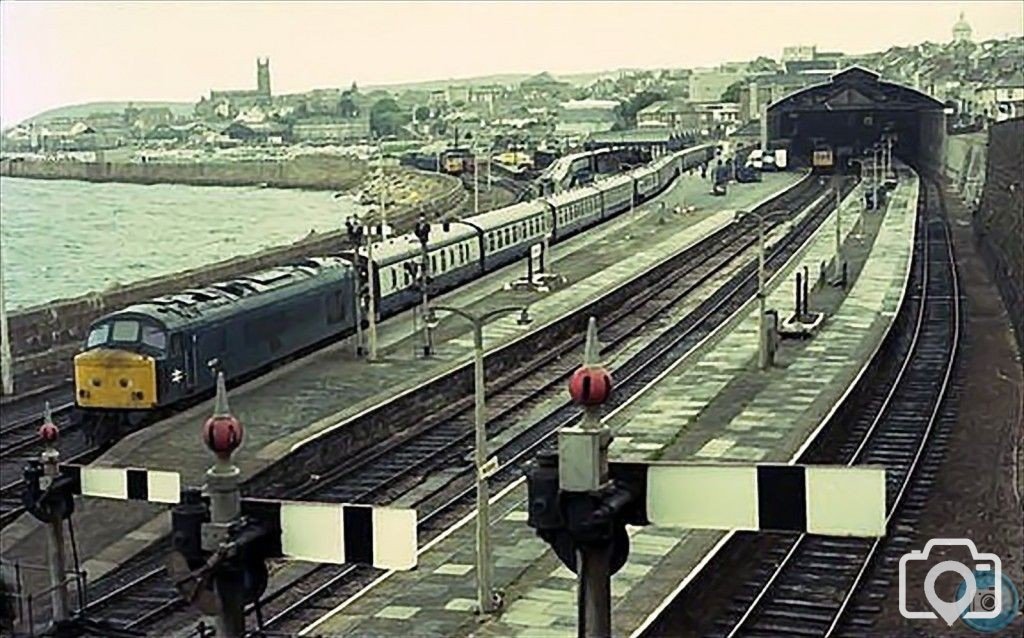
424, 304, 531, 614
735, 209, 788, 370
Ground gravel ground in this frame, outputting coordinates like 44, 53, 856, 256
869, 188, 1023, 637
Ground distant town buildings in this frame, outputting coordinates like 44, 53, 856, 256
688, 67, 747, 102
637, 99, 739, 136
519, 72, 571, 102
555, 99, 620, 138
975, 74, 1024, 120
782, 46, 817, 63
4, 24, 1021, 158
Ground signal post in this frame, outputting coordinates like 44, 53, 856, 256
527, 317, 888, 638
20, 374, 417, 638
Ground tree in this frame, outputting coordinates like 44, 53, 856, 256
339, 95, 359, 118
617, 91, 666, 127
721, 80, 744, 103
369, 98, 408, 138
749, 56, 779, 74
414, 105, 431, 121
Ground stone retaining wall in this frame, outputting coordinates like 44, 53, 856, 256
1, 155, 368, 191
972, 118, 1024, 351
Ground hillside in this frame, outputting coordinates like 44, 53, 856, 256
25, 101, 195, 124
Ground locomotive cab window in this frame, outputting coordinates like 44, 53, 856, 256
86, 324, 110, 348
141, 325, 167, 351
111, 320, 140, 342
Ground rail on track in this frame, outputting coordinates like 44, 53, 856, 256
48, 174, 848, 635
119, 177, 852, 636
636, 175, 963, 638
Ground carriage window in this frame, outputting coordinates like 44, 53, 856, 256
431, 255, 437, 272
440, 251, 447, 271
504, 228, 511, 245
86, 324, 110, 348
391, 269, 397, 289
111, 320, 140, 342
488, 234, 495, 251
141, 325, 167, 350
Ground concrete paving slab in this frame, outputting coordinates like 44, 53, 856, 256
303, 172, 920, 637
1, 170, 803, 588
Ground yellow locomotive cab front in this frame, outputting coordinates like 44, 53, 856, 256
74, 349, 158, 409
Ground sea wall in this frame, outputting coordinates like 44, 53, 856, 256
1, 171, 467, 395
0, 155, 368, 191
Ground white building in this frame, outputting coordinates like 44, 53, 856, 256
975, 76, 1024, 121
782, 45, 817, 62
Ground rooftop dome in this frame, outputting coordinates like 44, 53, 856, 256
953, 11, 972, 42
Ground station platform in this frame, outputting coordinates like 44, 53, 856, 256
301, 171, 920, 637
1, 171, 803, 589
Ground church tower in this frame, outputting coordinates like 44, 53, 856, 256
257, 58, 271, 96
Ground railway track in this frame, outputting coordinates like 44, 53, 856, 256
707, 179, 961, 638
77, 175, 848, 635
189, 177, 847, 636
0, 390, 92, 528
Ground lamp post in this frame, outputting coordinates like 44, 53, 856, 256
414, 216, 433, 357
365, 219, 379, 361
425, 304, 531, 614
735, 209, 787, 370
341, 212, 365, 358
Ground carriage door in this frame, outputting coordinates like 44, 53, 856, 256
182, 333, 198, 391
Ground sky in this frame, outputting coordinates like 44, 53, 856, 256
1, 1, 1022, 126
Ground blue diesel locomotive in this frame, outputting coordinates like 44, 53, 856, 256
73, 143, 719, 440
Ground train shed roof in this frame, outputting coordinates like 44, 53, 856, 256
769, 66, 944, 115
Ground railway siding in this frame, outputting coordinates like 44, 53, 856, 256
306, 172, 919, 637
